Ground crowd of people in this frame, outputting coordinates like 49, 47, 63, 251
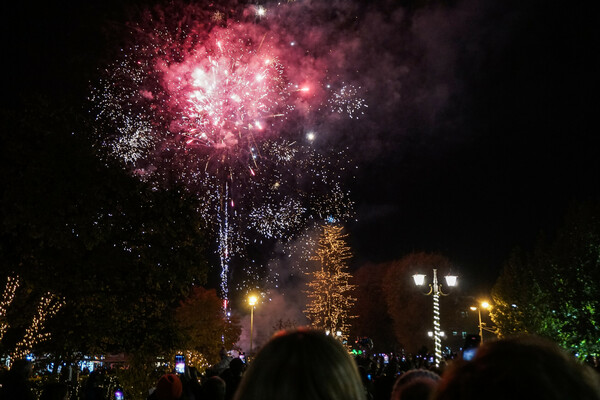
1, 329, 599, 400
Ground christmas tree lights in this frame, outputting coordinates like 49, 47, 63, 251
304, 225, 356, 344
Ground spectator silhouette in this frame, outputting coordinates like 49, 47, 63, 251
183, 366, 203, 400
390, 369, 440, 400
433, 335, 600, 400
212, 347, 232, 376
0, 359, 36, 400
82, 369, 105, 400
40, 382, 69, 400
219, 357, 244, 400
233, 328, 366, 400
201, 375, 226, 400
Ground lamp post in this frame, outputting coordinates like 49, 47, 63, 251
413, 269, 457, 368
248, 295, 258, 355
470, 301, 491, 342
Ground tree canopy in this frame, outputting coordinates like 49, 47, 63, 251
175, 286, 241, 365
0, 98, 210, 360
491, 202, 600, 359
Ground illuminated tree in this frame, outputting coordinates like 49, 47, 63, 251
304, 225, 356, 343
0, 276, 19, 341
11, 293, 64, 362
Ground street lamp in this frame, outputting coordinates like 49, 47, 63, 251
248, 295, 258, 355
470, 301, 492, 342
412, 268, 458, 368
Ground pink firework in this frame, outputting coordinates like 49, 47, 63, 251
161, 28, 294, 151
92, 3, 356, 302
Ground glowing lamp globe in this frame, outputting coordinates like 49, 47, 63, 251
413, 274, 426, 286
445, 275, 458, 287
248, 295, 258, 306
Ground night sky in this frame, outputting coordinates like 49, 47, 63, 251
4, 0, 598, 296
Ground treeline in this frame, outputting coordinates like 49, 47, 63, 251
491, 201, 600, 359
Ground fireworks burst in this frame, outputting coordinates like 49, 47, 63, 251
166, 29, 293, 150
328, 84, 368, 119
92, 2, 357, 302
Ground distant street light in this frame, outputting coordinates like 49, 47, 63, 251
248, 295, 258, 355
413, 268, 458, 368
470, 301, 494, 342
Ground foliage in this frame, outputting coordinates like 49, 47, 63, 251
350, 263, 398, 352
491, 202, 600, 358
175, 286, 241, 366
0, 98, 210, 361
304, 225, 356, 343
490, 249, 547, 336
114, 353, 165, 400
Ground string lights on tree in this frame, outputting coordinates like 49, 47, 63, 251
11, 292, 64, 362
304, 224, 356, 344
0, 276, 20, 341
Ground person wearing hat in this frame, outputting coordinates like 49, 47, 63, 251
148, 374, 183, 400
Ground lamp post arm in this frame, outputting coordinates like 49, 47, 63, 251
438, 285, 451, 296
423, 284, 434, 296
482, 325, 498, 334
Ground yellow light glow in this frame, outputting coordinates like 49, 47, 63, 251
481, 301, 491, 309
248, 295, 258, 306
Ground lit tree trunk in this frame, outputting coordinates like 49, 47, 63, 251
0, 276, 20, 341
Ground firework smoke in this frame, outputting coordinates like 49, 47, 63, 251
92, 1, 358, 301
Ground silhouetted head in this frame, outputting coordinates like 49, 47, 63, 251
234, 328, 365, 400
433, 335, 600, 400
155, 374, 183, 400
202, 376, 226, 400
391, 369, 440, 400
229, 358, 245, 375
